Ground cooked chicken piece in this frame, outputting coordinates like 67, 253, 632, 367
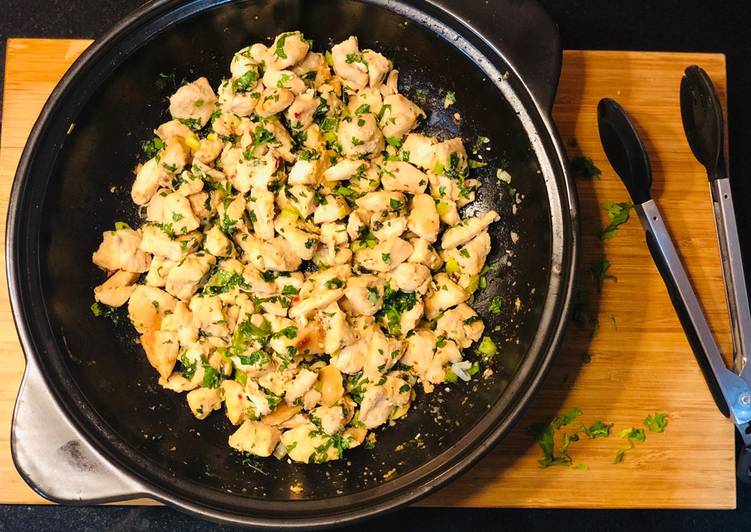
276, 184, 316, 219
332, 338, 366, 374
189, 294, 229, 338
288, 156, 323, 186
140, 225, 201, 261
162, 192, 200, 235
284, 368, 318, 406
255, 87, 295, 117
262, 68, 307, 96
144, 255, 174, 288
229, 149, 280, 193
248, 188, 276, 241
160, 300, 198, 346
193, 136, 224, 165
229, 88, 263, 117
230, 46, 260, 79
441, 231, 492, 276
402, 328, 436, 386
93, 228, 151, 273
155, 119, 194, 143
346, 209, 369, 241
319, 222, 349, 248
281, 423, 335, 463
262, 403, 303, 427
236, 233, 302, 272
435, 303, 484, 349
93, 270, 139, 307
408, 237, 443, 271
380, 161, 428, 193
379, 94, 423, 139
165, 252, 215, 301
311, 405, 346, 435
337, 113, 384, 159
441, 211, 500, 250
370, 214, 407, 242
292, 51, 330, 86
343, 274, 384, 316
228, 420, 281, 457
407, 194, 440, 243
266, 31, 310, 70
354, 237, 412, 272
347, 87, 384, 117
221, 380, 246, 425
362, 49, 392, 88
169, 77, 217, 128
204, 225, 233, 257
127, 285, 176, 333
323, 159, 368, 182
432, 137, 469, 177
313, 195, 349, 224
402, 133, 437, 170
436, 198, 460, 226
355, 191, 406, 212
174, 170, 204, 197
284, 90, 319, 130
363, 328, 402, 379
289, 288, 344, 320
159, 373, 198, 393
140, 330, 179, 379
132, 158, 168, 206
424, 273, 468, 319
391, 263, 431, 294
358, 377, 409, 430
331, 36, 369, 91
217, 195, 247, 234
275, 221, 318, 261
264, 119, 296, 163
425, 339, 462, 384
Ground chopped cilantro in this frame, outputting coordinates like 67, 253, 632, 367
644, 412, 669, 433
600, 202, 634, 240
488, 296, 502, 315
590, 259, 617, 290
571, 156, 602, 180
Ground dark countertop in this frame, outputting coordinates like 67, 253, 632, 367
3, 1, 751, 530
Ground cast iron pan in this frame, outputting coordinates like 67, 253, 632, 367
8, 0, 578, 528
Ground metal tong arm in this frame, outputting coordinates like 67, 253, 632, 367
710, 178, 751, 380
636, 200, 751, 439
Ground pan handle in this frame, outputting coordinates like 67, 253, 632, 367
11, 359, 150, 504
428, 0, 561, 112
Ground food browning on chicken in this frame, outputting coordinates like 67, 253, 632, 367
91, 31, 499, 464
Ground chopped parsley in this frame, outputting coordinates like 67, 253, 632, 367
600, 201, 634, 240
443, 91, 456, 108
571, 156, 602, 180
203, 270, 250, 295
590, 259, 617, 291
644, 412, 669, 433
488, 296, 502, 315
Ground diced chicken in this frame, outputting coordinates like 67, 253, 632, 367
402, 134, 437, 170
163, 192, 200, 235
407, 193, 440, 242
337, 113, 384, 158
93, 228, 151, 273
424, 273, 468, 319
425, 339, 462, 385
235, 233, 302, 272
228, 420, 281, 457
333, 339, 367, 374
370, 214, 407, 242
159, 373, 198, 393
362, 49, 392, 88
380, 161, 428, 193
354, 237, 412, 272
379, 94, 423, 139
189, 295, 229, 337
435, 303, 484, 349
289, 288, 344, 320
331, 36, 369, 91
441, 231, 492, 276
249, 188, 276, 241
284, 368, 318, 406
93, 270, 139, 307
140, 330, 178, 379
275, 221, 318, 261
132, 158, 168, 205
255, 87, 295, 117
323, 159, 368, 182
204, 225, 233, 257
262, 69, 307, 96
313, 195, 349, 224
347, 88, 383, 117
288, 157, 323, 186
160, 300, 198, 346
127, 285, 177, 333
266, 31, 310, 70
363, 327, 403, 380
432, 137, 469, 177
194, 135, 224, 164
343, 274, 384, 316
408, 238, 443, 271
281, 423, 339, 463
391, 263, 431, 294
169, 77, 217, 128
402, 328, 436, 385
140, 225, 201, 261
285, 90, 319, 130
165, 252, 215, 301
311, 405, 346, 435
318, 303, 351, 353
355, 191, 406, 212
441, 211, 500, 250
145, 255, 174, 288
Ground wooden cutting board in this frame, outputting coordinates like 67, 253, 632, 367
0, 39, 736, 509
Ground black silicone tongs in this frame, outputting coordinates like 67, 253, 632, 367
597, 98, 751, 482
680, 65, 751, 381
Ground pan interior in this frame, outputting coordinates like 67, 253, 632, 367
30, 0, 555, 510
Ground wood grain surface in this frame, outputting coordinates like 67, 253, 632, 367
0, 40, 736, 508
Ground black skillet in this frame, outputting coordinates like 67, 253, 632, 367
8, 0, 577, 527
